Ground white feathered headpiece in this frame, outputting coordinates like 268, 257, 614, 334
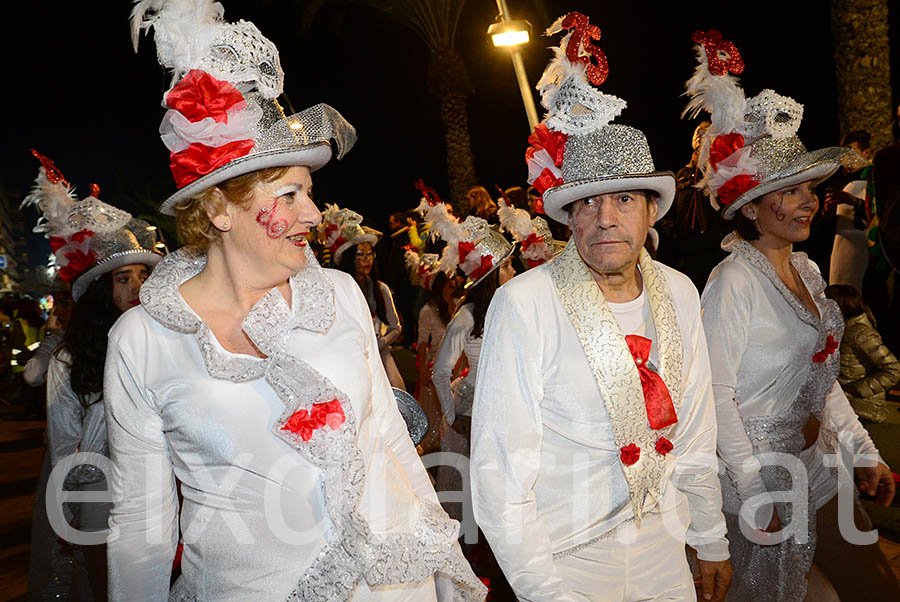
684, 30, 805, 210
131, 0, 284, 98
497, 197, 560, 269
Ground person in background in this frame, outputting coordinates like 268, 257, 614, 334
825, 284, 900, 423
24, 289, 71, 387
656, 121, 728, 291
22, 150, 162, 601
466, 186, 498, 221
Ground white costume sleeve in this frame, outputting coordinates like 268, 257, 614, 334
670, 302, 730, 561
104, 339, 179, 602
433, 307, 474, 426
376, 281, 403, 351
46, 355, 84, 467
822, 382, 886, 465
470, 289, 580, 602
417, 303, 440, 349
358, 285, 439, 503
701, 263, 769, 524
24, 333, 61, 386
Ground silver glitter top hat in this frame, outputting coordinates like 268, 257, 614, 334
527, 12, 674, 224
132, 0, 356, 216
416, 198, 514, 289
497, 197, 563, 269
22, 151, 163, 301
684, 30, 867, 219
317, 204, 381, 264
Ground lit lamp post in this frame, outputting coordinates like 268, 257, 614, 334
488, 0, 539, 131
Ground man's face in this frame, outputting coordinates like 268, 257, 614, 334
847, 141, 871, 160
569, 190, 658, 279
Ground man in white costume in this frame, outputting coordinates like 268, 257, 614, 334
470, 12, 732, 602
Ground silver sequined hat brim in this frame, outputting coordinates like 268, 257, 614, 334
72, 250, 163, 301
542, 173, 676, 224
333, 228, 383, 264
158, 144, 332, 216
464, 242, 517, 290
721, 146, 849, 220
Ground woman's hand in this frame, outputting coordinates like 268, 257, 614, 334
856, 462, 896, 507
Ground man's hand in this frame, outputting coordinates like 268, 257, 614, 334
856, 462, 896, 507
698, 559, 732, 602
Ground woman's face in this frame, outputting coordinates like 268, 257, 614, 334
744, 179, 819, 245
219, 166, 321, 283
498, 257, 516, 285
441, 277, 455, 300
354, 243, 374, 276
111, 264, 151, 312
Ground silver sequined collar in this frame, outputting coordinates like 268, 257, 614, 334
139, 245, 335, 343
721, 231, 826, 329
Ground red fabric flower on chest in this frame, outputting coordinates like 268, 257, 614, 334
281, 399, 345, 442
813, 335, 838, 363
620, 443, 641, 466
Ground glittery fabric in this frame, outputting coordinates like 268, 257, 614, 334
391, 388, 428, 446
743, 89, 803, 140
136, 248, 486, 602
707, 234, 846, 601
561, 125, 655, 183
548, 241, 683, 520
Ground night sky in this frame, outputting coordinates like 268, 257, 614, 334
4, 0, 899, 267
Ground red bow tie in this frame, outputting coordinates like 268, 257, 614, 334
625, 335, 678, 430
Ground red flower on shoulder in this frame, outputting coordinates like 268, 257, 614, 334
620, 443, 641, 466
813, 335, 838, 363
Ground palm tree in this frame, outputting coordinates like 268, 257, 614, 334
301, 0, 479, 211
830, 0, 894, 151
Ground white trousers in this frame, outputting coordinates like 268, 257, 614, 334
553, 507, 695, 602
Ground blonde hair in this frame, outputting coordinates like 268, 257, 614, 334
466, 186, 497, 219
174, 166, 292, 248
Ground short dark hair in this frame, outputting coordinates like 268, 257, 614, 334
841, 130, 871, 151
732, 205, 761, 241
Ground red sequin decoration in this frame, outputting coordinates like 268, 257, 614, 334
30, 149, 68, 186
561, 12, 609, 86
690, 30, 744, 76
414, 178, 442, 207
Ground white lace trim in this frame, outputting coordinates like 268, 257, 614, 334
141, 248, 486, 602
548, 241, 684, 521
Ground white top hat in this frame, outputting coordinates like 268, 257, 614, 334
131, 0, 356, 216
526, 12, 675, 225
23, 150, 163, 301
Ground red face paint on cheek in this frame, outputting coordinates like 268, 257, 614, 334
770, 197, 787, 222
256, 199, 289, 239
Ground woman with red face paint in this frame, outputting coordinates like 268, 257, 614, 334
685, 31, 899, 602
103, 4, 486, 602
22, 151, 162, 602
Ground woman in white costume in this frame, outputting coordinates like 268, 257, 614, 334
104, 2, 486, 601
324, 207, 406, 391
24, 150, 162, 601
685, 29, 900, 601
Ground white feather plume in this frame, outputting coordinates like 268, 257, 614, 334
683, 46, 746, 135
497, 198, 535, 242
21, 168, 77, 237
131, 0, 225, 85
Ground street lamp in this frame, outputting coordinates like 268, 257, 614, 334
488, 0, 539, 131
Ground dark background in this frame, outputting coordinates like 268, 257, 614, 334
4, 0, 900, 266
